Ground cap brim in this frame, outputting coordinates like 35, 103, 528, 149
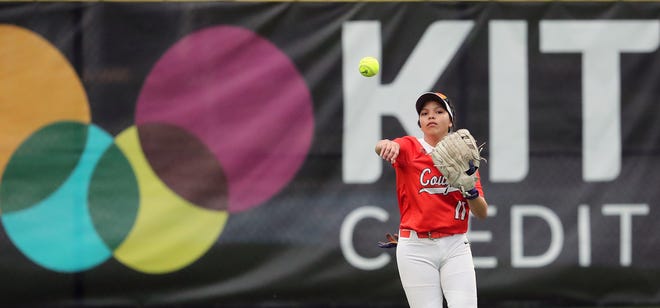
415, 93, 441, 113
415, 92, 453, 121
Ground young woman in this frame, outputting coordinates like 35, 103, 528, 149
375, 92, 488, 308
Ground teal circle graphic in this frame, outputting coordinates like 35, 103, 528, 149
0, 122, 139, 272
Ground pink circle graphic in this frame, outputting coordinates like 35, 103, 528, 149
135, 25, 314, 213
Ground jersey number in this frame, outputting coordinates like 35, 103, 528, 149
454, 201, 467, 220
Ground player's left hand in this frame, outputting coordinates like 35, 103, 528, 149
377, 232, 398, 248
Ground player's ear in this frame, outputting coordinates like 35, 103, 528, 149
417, 120, 421, 128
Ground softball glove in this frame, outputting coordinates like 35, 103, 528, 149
431, 129, 484, 199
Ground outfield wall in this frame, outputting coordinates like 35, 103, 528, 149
0, 2, 659, 306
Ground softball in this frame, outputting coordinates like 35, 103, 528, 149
359, 56, 379, 77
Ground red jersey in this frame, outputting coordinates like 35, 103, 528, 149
392, 136, 484, 234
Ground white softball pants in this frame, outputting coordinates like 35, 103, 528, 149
396, 232, 477, 308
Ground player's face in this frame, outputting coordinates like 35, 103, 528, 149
419, 101, 452, 137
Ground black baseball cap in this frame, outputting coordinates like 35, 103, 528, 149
415, 92, 454, 122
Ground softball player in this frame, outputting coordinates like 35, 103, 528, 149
375, 92, 488, 308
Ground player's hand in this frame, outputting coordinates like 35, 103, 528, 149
377, 140, 400, 164
377, 232, 398, 248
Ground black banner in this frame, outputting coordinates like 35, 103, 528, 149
1, 2, 659, 306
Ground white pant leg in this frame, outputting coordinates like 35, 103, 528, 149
440, 234, 478, 308
396, 234, 443, 308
